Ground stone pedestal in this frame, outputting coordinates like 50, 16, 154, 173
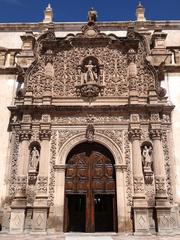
133, 208, 150, 235
156, 207, 171, 235
10, 208, 25, 233
32, 208, 48, 232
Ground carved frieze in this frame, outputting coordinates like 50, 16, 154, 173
37, 176, 48, 194
124, 132, 133, 206
134, 176, 144, 194
25, 28, 158, 99
155, 177, 166, 195
15, 176, 27, 196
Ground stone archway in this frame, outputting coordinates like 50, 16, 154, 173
64, 142, 117, 232
53, 132, 127, 233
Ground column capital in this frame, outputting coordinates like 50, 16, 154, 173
149, 128, 162, 140
129, 128, 141, 140
19, 130, 31, 141
39, 129, 51, 140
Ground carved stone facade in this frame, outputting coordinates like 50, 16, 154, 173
0, 4, 179, 237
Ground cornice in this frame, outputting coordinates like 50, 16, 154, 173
1, 20, 180, 32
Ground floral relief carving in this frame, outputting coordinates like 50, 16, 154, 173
37, 176, 48, 194
25, 32, 156, 98
9, 132, 20, 197
124, 131, 133, 206
15, 176, 27, 196
155, 177, 166, 195
134, 176, 144, 193
97, 129, 124, 153
162, 131, 173, 202
48, 130, 82, 206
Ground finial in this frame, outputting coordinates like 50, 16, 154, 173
136, 1, 146, 21
43, 3, 53, 23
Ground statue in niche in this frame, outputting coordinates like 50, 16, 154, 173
84, 60, 98, 83
88, 7, 97, 23
29, 146, 40, 171
142, 145, 153, 170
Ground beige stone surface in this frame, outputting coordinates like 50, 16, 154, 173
0, 75, 16, 205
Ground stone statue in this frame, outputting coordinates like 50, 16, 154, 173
29, 147, 39, 170
84, 60, 98, 83
88, 8, 97, 23
142, 145, 152, 170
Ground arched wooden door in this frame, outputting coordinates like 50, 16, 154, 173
64, 142, 117, 233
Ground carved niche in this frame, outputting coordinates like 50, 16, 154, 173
75, 56, 104, 99
23, 26, 161, 100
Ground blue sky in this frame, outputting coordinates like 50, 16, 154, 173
0, 0, 180, 23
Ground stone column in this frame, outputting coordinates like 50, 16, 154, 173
32, 129, 51, 233
115, 165, 129, 232
10, 130, 31, 233
50, 165, 66, 232
150, 127, 171, 234
129, 126, 149, 235
17, 130, 31, 176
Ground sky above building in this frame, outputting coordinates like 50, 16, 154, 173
0, 0, 180, 23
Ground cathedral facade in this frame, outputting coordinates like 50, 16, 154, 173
0, 4, 180, 236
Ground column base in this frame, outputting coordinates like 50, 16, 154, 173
155, 206, 172, 235
32, 207, 48, 232
10, 208, 25, 233
133, 207, 150, 235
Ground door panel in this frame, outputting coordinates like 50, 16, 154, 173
67, 194, 86, 232
64, 143, 117, 232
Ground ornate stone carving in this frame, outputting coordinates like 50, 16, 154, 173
97, 129, 124, 153
19, 130, 31, 141
149, 129, 162, 140
9, 132, 20, 197
48, 130, 57, 206
150, 113, 160, 122
124, 132, 133, 206
37, 176, 48, 194
86, 124, 95, 142
75, 57, 104, 99
26, 185, 36, 205
134, 176, 144, 193
15, 176, 27, 196
26, 30, 157, 99
162, 131, 173, 202
39, 129, 51, 140
155, 177, 166, 195
129, 129, 142, 140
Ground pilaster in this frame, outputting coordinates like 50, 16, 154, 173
129, 114, 150, 234
150, 122, 172, 234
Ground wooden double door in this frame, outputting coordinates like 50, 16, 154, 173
64, 142, 117, 232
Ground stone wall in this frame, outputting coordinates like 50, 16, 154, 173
0, 75, 16, 206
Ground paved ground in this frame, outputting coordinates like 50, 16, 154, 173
0, 233, 180, 240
